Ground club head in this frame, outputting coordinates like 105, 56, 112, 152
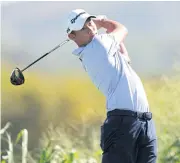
10, 67, 25, 86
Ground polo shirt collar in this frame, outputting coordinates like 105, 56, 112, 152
72, 34, 98, 57
72, 46, 85, 57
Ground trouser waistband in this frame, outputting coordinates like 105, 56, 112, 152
107, 109, 152, 121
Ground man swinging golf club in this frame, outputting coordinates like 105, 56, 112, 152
67, 9, 157, 163
9, 8, 157, 163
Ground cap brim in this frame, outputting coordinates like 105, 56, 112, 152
79, 15, 96, 29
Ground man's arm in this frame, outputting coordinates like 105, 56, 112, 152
120, 42, 131, 64
92, 17, 128, 43
92, 17, 130, 62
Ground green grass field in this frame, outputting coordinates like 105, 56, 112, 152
1, 67, 180, 163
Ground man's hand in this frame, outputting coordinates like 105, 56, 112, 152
92, 16, 128, 43
92, 15, 107, 30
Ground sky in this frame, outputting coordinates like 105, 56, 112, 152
1, 1, 180, 77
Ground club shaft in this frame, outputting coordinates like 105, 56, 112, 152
21, 39, 69, 72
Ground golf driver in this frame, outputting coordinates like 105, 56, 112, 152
10, 39, 70, 86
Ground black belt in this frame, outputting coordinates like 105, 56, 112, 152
107, 109, 152, 121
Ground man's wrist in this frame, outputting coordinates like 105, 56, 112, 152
97, 15, 107, 26
97, 15, 107, 21
93, 15, 107, 29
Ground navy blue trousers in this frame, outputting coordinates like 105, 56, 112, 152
100, 109, 157, 163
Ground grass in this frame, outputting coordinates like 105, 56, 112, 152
1, 123, 180, 163
1, 66, 180, 162
1, 124, 100, 163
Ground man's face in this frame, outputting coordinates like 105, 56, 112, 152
71, 18, 98, 46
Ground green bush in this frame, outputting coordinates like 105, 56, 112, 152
1, 66, 180, 162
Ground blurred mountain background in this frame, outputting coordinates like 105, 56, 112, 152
1, 1, 180, 77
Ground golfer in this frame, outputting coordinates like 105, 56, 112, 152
66, 9, 157, 163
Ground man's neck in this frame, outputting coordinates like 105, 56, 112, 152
77, 34, 97, 47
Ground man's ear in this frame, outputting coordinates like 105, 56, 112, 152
68, 33, 76, 40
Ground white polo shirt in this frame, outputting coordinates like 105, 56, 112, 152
73, 33, 149, 112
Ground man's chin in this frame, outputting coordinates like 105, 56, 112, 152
89, 30, 97, 36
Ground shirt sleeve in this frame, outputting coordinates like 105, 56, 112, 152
97, 34, 131, 64
96, 33, 120, 56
